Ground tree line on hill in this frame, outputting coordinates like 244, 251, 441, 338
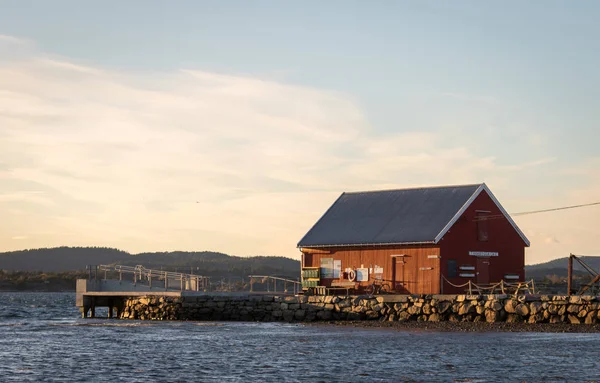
1, 247, 598, 293
0, 247, 300, 291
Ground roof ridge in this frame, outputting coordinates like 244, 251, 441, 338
343, 183, 483, 195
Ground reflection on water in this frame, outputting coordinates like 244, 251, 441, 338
0, 292, 599, 382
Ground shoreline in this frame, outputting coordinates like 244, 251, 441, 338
0, 289, 75, 293
312, 320, 600, 333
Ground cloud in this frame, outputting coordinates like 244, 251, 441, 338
0, 35, 598, 262
0, 35, 27, 44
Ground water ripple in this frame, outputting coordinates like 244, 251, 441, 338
1, 292, 599, 382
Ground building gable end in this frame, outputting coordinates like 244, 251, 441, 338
433, 184, 530, 246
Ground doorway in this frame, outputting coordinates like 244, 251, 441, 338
477, 257, 490, 284
392, 256, 407, 293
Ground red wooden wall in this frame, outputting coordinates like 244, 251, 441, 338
302, 245, 441, 294
439, 191, 526, 294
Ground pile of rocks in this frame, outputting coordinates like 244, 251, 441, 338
118, 294, 600, 324
120, 296, 182, 320
364, 294, 599, 324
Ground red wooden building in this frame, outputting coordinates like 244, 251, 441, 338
297, 184, 529, 294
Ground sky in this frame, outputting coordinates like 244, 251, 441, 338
0, 1, 599, 263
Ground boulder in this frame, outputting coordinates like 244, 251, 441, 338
528, 313, 544, 324
372, 304, 384, 312
458, 303, 475, 316
428, 313, 441, 322
549, 315, 563, 324
485, 309, 500, 323
585, 311, 598, 324
558, 306, 566, 316
294, 310, 306, 320
271, 310, 283, 318
504, 299, 518, 314
529, 302, 542, 315
316, 310, 332, 320
547, 304, 559, 315
436, 301, 452, 314
567, 304, 580, 314
515, 304, 530, 317
407, 305, 422, 315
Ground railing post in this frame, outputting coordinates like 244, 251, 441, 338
568, 253, 573, 296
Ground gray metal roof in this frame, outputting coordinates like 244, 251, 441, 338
297, 184, 483, 248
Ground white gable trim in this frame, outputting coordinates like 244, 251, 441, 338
434, 183, 530, 247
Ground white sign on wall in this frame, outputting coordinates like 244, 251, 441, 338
469, 251, 499, 257
333, 260, 342, 278
356, 268, 369, 282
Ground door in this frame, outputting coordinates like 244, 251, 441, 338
477, 257, 490, 284
392, 256, 407, 293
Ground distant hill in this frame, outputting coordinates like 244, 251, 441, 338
5, 247, 597, 282
525, 256, 600, 279
0, 247, 300, 278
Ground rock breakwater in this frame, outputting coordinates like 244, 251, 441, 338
118, 294, 600, 324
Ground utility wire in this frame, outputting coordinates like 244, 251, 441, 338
512, 201, 600, 217
474, 201, 600, 221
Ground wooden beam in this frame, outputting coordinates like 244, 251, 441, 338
300, 248, 332, 254
568, 253, 573, 296
578, 274, 600, 295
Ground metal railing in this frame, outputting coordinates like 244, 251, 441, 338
248, 275, 302, 295
88, 265, 301, 294
97, 264, 210, 292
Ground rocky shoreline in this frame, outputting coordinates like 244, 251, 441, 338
315, 320, 600, 333
116, 293, 600, 326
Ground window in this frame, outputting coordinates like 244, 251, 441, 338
476, 211, 489, 241
447, 259, 457, 278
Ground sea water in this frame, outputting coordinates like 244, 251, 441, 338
0, 292, 598, 382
